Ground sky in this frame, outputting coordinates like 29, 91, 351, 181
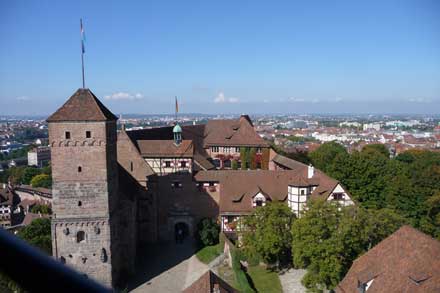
0, 0, 439, 115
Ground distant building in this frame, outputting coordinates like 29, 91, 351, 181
336, 226, 440, 293
363, 123, 381, 131
27, 146, 51, 167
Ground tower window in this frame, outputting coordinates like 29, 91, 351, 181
76, 231, 85, 243
130, 161, 134, 172
86, 131, 91, 138
78, 201, 82, 206
78, 166, 82, 173
65, 131, 71, 139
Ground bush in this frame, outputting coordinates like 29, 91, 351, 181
30, 204, 52, 215
17, 218, 51, 254
197, 218, 220, 246
30, 174, 52, 188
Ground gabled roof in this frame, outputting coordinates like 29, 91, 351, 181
183, 270, 238, 293
336, 226, 440, 293
194, 168, 340, 214
46, 88, 118, 122
203, 115, 269, 147
136, 140, 194, 158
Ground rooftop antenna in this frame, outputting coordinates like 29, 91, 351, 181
80, 18, 86, 89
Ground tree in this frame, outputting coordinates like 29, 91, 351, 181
7, 166, 26, 185
30, 204, 52, 215
291, 200, 405, 291
197, 218, 220, 246
22, 167, 42, 185
361, 144, 389, 158
30, 174, 52, 188
242, 202, 295, 266
231, 159, 238, 170
17, 218, 52, 254
309, 142, 347, 173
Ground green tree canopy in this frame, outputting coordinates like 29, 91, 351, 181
309, 142, 347, 173
361, 144, 390, 158
291, 200, 405, 291
17, 218, 52, 254
242, 202, 295, 266
22, 167, 42, 185
197, 218, 220, 246
30, 174, 52, 188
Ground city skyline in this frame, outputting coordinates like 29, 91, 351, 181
1, 0, 439, 115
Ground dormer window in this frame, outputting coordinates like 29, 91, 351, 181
253, 192, 267, 207
333, 193, 344, 200
65, 131, 71, 139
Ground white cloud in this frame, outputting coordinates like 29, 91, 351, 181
407, 97, 432, 103
289, 97, 305, 102
333, 97, 343, 103
104, 92, 144, 101
289, 97, 320, 103
16, 96, 30, 101
214, 92, 239, 104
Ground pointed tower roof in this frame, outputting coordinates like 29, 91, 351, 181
47, 88, 118, 122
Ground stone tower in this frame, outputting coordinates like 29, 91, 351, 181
47, 88, 119, 287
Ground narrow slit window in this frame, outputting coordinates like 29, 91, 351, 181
78, 166, 82, 173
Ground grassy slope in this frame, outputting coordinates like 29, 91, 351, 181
247, 265, 282, 293
196, 243, 222, 264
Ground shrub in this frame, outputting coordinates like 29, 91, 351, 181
197, 218, 220, 246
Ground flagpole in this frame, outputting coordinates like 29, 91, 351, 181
80, 18, 85, 89
175, 96, 177, 122
81, 49, 85, 89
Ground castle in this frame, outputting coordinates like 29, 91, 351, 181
48, 88, 353, 288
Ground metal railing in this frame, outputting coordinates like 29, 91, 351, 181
0, 228, 111, 292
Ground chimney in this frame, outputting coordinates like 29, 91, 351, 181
308, 164, 314, 179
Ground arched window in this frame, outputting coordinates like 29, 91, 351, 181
76, 231, 85, 243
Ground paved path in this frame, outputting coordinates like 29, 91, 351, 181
279, 269, 307, 293
130, 239, 209, 293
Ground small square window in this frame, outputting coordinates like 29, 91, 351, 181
86, 131, 91, 138
180, 161, 187, 168
165, 161, 171, 168
65, 131, 71, 139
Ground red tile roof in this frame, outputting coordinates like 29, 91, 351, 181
195, 168, 340, 214
183, 270, 238, 293
203, 115, 269, 147
136, 140, 194, 157
47, 88, 118, 122
336, 225, 440, 293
